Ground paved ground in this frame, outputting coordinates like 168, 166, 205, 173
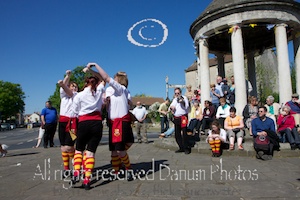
0, 132, 300, 200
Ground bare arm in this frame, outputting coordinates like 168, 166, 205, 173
83, 66, 104, 81
58, 70, 73, 97
86, 62, 110, 83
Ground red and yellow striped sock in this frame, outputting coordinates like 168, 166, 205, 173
84, 157, 95, 184
120, 153, 132, 170
209, 140, 216, 153
62, 152, 70, 170
214, 139, 221, 154
111, 155, 121, 173
73, 152, 83, 177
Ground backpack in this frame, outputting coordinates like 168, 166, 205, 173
254, 135, 270, 151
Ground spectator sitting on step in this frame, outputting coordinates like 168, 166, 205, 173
265, 95, 281, 130
206, 120, 228, 157
215, 97, 230, 128
277, 105, 300, 150
242, 96, 259, 136
187, 100, 202, 141
285, 93, 300, 129
200, 100, 215, 135
224, 107, 245, 150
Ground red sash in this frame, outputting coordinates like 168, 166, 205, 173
111, 113, 131, 143
174, 115, 188, 128
59, 115, 70, 123
181, 115, 188, 128
78, 111, 102, 122
65, 117, 78, 138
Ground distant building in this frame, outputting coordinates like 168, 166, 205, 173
131, 97, 165, 110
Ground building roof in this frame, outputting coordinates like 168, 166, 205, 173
131, 97, 165, 107
185, 54, 233, 72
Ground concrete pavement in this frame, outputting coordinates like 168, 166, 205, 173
0, 132, 300, 200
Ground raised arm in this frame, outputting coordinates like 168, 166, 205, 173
86, 62, 110, 83
83, 65, 103, 81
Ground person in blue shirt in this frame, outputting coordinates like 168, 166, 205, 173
41, 101, 58, 148
210, 84, 221, 111
251, 106, 280, 160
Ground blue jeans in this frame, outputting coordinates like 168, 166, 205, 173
160, 116, 169, 133
279, 128, 300, 145
187, 119, 201, 133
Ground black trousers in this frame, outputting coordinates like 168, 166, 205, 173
43, 123, 57, 147
174, 116, 189, 150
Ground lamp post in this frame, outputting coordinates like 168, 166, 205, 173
165, 76, 169, 99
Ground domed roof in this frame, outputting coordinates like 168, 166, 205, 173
190, 0, 300, 54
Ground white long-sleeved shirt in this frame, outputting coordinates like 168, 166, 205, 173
59, 88, 77, 117
216, 104, 230, 119
106, 78, 131, 120
71, 84, 104, 117
169, 95, 189, 117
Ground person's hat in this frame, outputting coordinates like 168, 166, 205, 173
292, 93, 299, 98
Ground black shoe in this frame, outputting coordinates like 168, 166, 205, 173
256, 151, 264, 159
291, 144, 297, 150
184, 148, 191, 154
126, 170, 134, 181
82, 182, 91, 190
194, 133, 200, 142
175, 149, 184, 153
62, 170, 72, 179
138, 140, 142, 143
70, 176, 80, 186
297, 144, 300, 150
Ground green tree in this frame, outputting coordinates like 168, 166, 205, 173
0, 81, 25, 120
49, 66, 89, 113
256, 61, 278, 104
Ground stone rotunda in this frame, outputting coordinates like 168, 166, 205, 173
190, 0, 300, 115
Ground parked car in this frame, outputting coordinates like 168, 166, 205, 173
1, 123, 10, 131
10, 123, 16, 129
32, 122, 41, 127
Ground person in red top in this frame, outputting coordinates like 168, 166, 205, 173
277, 105, 300, 150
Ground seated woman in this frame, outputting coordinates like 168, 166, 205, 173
265, 95, 280, 130
277, 105, 300, 150
200, 100, 215, 135
242, 96, 258, 136
187, 101, 202, 141
215, 97, 230, 128
224, 107, 245, 150
206, 120, 228, 157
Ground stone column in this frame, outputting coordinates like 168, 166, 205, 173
293, 33, 300, 95
216, 53, 225, 78
231, 25, 247, 115
275, 24, 292, 104
198, 39, 210, 107
247, 52, 257, 97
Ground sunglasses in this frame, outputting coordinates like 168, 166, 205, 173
175, 92, 180, 95
258, 110, 264, 113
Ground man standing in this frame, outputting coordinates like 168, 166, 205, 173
158, 98, 170, 134
215, 76, 224, 97
132, 101, 148, 143
41, 101, 58, 148
169, 88, 190, 154
251, 106, 280, 160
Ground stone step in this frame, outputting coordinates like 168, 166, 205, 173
153, 136, 300, 157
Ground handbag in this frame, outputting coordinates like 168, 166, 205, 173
232, 128, 240, 133
254, 135, 270, 151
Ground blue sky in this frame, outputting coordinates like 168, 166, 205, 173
0, 0, 298, 114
